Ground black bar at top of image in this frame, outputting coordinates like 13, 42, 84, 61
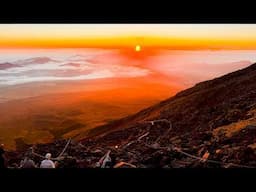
1, 1, 256, 23
1, 17, 256, 24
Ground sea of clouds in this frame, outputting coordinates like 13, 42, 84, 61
0, 49, 150, 85
0, 49, 256, 86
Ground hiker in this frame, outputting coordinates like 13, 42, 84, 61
96, 150, 112, 168
54, 161, 59, 168
40, 153, 55, 168
20, 155, 36, 168
0, 144, 6, 168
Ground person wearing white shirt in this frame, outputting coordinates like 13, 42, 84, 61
40, 153, 55, 168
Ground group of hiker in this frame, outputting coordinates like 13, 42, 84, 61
0, 144, 136, 168
0, 144, 56, 168
19, 153, 56, 168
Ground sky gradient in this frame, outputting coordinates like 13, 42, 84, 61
1, 24, 256, 49
1, 24, 256, 88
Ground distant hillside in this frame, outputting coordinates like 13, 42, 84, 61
0, 80, 177, 150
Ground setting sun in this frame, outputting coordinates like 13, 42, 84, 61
135, 45, 141, 52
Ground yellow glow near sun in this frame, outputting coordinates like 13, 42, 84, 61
135, 45, 141, 52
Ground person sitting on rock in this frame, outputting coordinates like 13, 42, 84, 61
20, 155, 36, 168
40, 153, 55, 168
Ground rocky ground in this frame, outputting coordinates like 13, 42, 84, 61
5, 119, 256, 168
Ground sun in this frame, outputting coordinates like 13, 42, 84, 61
135, 45, 141, 52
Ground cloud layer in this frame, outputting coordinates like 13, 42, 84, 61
0, 49, 255, 86
0, 50, 150, 85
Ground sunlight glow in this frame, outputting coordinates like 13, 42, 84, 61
135, 45, 141, 52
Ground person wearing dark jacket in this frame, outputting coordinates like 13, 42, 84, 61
0, 144, 6, 168
20, 155, 36, 168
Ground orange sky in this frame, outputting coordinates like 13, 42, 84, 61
1, 24, 256, 49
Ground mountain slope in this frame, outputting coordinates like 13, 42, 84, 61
88, 63, 256, 138
5, 63, 256, 168
73, 63, 256, 167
